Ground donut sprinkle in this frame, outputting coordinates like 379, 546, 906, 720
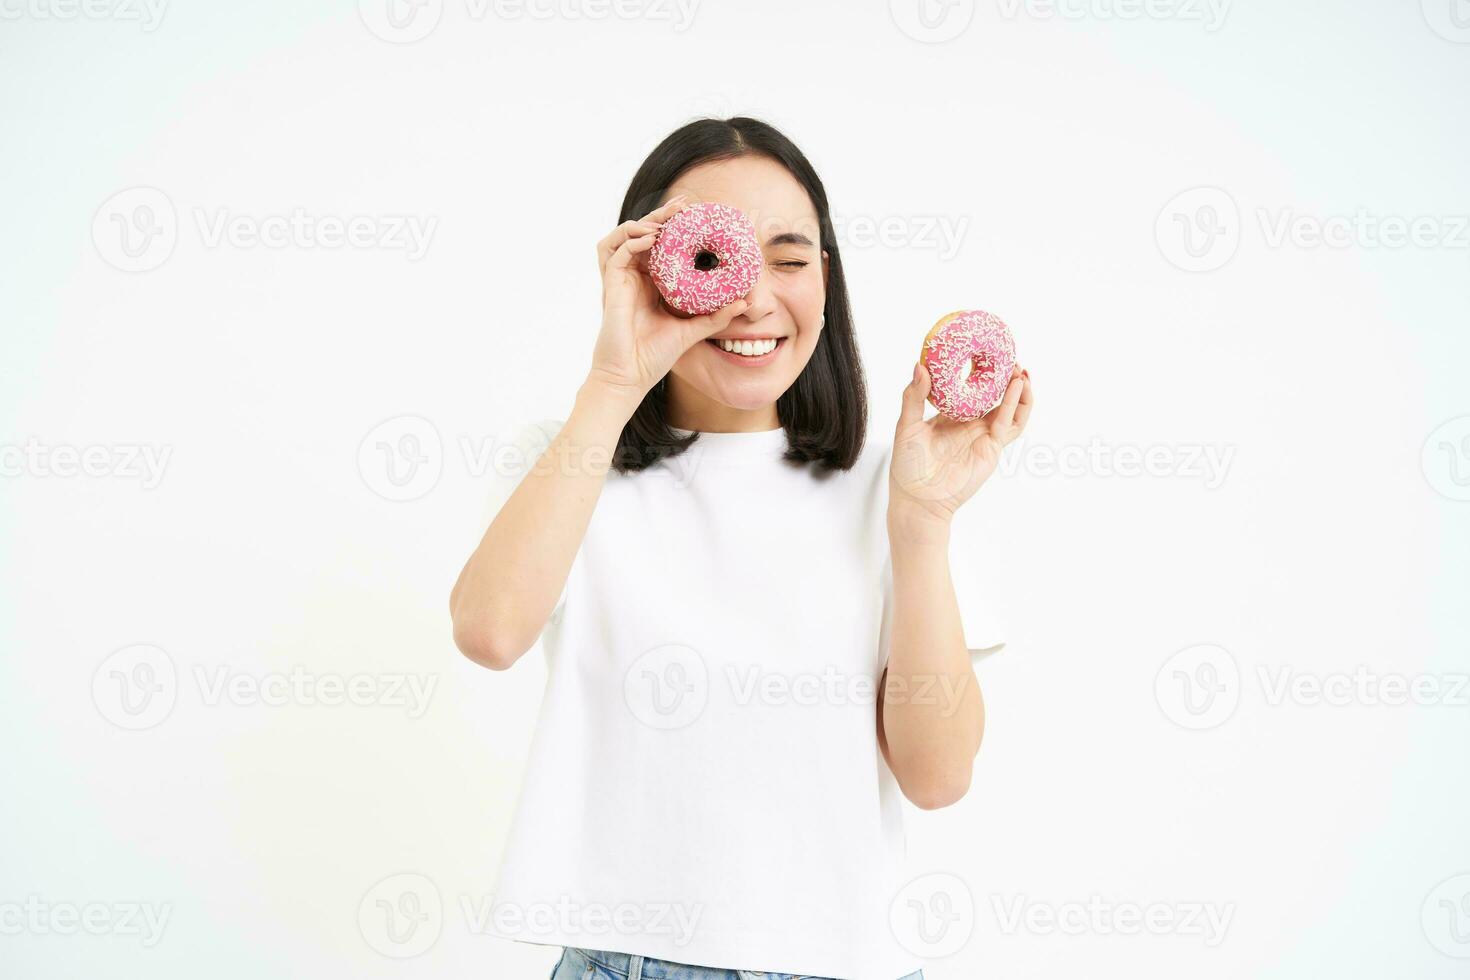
648, 201, 763, 315
920, 309, 1017, 422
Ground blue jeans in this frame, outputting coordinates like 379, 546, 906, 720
551, 945, 924, 980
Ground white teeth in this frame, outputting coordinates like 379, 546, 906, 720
716, 338, 778, 356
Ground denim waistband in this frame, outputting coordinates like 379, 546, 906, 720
563, 945, 922, 980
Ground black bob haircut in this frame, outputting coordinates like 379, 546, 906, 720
610, 116, 869, 475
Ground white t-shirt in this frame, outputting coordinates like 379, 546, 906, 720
478, 420, 1004, 980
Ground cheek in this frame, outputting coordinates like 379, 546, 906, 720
775, 269, 826, 321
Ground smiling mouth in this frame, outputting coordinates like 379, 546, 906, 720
706, 337, 785, 359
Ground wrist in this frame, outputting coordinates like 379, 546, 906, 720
887, 502, 952, 547
576, 377, 645, 423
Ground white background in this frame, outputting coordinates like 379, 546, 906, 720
2, 0, 1469, 977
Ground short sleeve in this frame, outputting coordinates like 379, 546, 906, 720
878, 531, 1007, 666
481, 419, 572, 624
948, 541, 1006, 658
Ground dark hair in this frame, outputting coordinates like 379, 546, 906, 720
611, 116, 868, 474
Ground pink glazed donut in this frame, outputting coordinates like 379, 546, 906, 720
919, 310, 1018, 421
648, 201, 762, 315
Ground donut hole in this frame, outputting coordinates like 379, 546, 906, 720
693, 249, 721, 272
964, 352, 995, 384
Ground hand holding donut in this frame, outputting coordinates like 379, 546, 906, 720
890, 310, 1033, 528
587, 194, 751, 409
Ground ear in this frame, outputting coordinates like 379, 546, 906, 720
821, 249, 830, 293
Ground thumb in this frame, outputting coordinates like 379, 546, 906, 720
898, 359, 930, 428
680, 298, 750, 349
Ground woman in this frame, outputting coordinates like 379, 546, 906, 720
450, 116, 1032, 980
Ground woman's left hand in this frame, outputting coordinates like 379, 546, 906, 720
889, 361, 1033, 528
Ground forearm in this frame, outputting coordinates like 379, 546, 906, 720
450, 380, 637, 668
881, 512, 985, 808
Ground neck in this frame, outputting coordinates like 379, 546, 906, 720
665, 374, 780, 432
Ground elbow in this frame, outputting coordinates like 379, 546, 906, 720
451, 615, 526, 671
900, 767, 974, 811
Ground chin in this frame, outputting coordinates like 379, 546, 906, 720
708, 381, 787, 412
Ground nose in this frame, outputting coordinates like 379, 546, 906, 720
736, 264, 777, 324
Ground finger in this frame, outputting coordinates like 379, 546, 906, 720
597, 218, 660, 255
898, 359, 931, 429
984, 374, 1026, 433
599, 192, 694, 276
1010, 370, 1033, 434
605, 229, 660, 275
642, 193, 691, 223
679, 298, 750, 348
598, 219, 665, 275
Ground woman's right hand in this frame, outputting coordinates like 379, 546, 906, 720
586, 193, 751, 407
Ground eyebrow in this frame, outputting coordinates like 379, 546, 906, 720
765, 231, 816, 248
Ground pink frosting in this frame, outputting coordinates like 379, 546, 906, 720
648, 202, 762, 315
921, 310, 1017, 421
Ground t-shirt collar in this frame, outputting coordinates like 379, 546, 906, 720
667, 424, 791, 461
